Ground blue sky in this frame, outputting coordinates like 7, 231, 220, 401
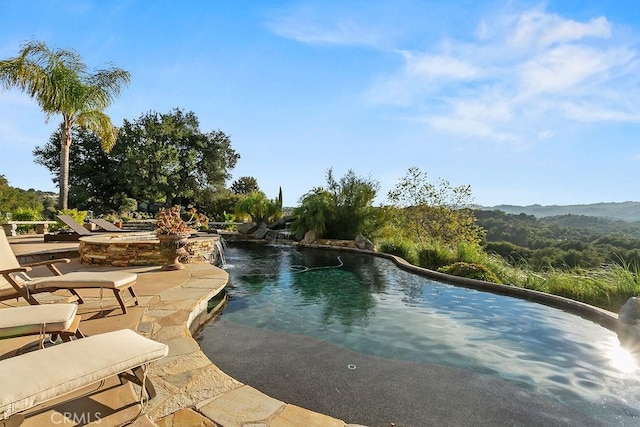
1, 0, 640, 207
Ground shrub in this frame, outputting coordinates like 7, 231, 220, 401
438, 262, 502, 284
417, 242, 456, 270
378, 237, 418, 265
235, 192, 282, 225
11, 207, 42, 234
56, 208, 87, 231
456, 241, 486, 264
118, 197, 138, 217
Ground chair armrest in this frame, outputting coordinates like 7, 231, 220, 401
22, 258, 71, 276
0, 267, 31, 275
22, 258, 71, 268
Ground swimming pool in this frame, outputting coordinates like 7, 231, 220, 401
197, 243, 640, 425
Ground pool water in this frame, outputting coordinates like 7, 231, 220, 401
205, 244, 640, 424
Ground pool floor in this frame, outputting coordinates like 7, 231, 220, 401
197, 244, 640, 425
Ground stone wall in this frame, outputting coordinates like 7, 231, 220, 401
79, 235, 220, 267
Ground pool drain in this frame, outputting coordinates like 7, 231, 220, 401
347, 364, 356, 370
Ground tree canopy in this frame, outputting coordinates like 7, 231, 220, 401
290, 169, 385, 240
0, 175, 43, 217
0, 39, 130, 210
387, 166, 483, 246
230, 176, 260, 195
33, 109, 239, 213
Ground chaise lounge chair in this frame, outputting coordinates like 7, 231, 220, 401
0, 304, 84, 346
88, 218, 130, 232
42, 214, 93, 242
0, 229, 139, 314
45, 215, 133, 242
0, 329, 168, 426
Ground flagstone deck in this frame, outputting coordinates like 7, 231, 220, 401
1, 235, 359, 427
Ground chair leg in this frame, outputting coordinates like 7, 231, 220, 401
119, 366, 157, 399
128, 286, 139, 306
69, 288, 85, 304
113, 289, 127, 314
26, 294, 40, 306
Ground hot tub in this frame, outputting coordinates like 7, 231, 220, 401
78, 232, 221, 267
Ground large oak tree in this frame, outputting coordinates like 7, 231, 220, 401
34, 109, 239, 214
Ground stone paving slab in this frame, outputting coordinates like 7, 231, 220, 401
197, 386, 285, 427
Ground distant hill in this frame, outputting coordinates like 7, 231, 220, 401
482, 201, 640, 223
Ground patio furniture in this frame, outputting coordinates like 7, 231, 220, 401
88, 218, 129, 232
0, 229, 139, 314
0, 303, 84, 343
43, 215, 93, 242
0, 329, 168, 426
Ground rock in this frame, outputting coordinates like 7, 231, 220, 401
619, 297, 640, 324
237, 222, 256, 234
355, 234, 375, 251
252, 223, 269, 239
617, 297, 640, 350
304, 230, 316, 244
267, 218, 286, 230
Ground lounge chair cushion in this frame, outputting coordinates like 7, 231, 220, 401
0, 304, 77, 338
0, 329, 168, 420
28, 271, 137, 290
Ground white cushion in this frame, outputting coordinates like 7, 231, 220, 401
0, 329, 168, 419
0, 304, 77, 338
29, 271, 137, 290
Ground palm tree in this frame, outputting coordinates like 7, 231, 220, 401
0, 40, 130, 209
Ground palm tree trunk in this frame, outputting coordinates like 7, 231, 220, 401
59, 122, 72, 210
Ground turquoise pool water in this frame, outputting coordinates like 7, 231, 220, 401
206, 243, 640, 424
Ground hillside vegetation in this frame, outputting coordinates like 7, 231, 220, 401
485, 201, 640, 222
476, 210, 640, 270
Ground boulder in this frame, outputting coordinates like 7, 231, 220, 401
355, 234, 375, 251
303, 230, 316, 244
252, 223, 269, 239
267, 218, 286, 230
617, 297, 640, 350
237, 222, 257, 234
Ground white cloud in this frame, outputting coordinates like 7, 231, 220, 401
402, 52, 481, 81
560, 102, 640, 122
266, 4, 388, 48
518, 45, 613, 94
270, 17, 382, 47
426, 115, 515, 144
268, 4, 640, 147
509, 10, 611, 49
368, 6, 640, 145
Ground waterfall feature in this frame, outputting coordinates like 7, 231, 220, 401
213, 237, 229, 268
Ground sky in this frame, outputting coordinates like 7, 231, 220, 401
1, 0, 640, 208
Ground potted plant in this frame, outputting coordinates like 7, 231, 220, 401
155, 206, 193, 270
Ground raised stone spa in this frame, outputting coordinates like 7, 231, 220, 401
78, 232, 221, 267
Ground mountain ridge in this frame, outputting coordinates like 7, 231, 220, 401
481, 201, 640, 222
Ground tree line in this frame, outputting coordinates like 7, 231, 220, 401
33, 108, 239, 217
477, 210, 640, 271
